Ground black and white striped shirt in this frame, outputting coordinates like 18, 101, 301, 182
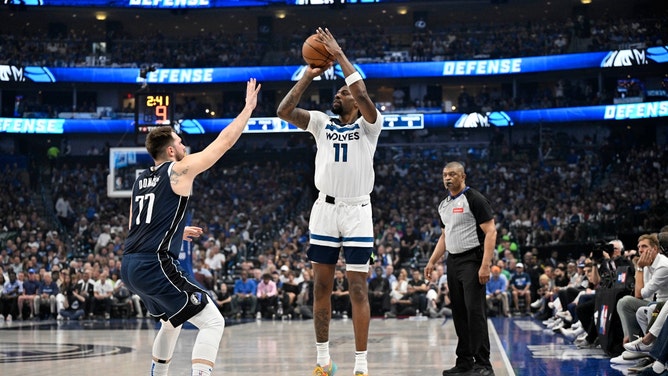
438, 186, 494, 254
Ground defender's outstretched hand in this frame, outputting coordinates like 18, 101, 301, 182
245, 78, 261, 110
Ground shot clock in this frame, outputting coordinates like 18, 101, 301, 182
135, 93, 174, 133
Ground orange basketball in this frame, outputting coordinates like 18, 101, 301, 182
302, 34, 333, 68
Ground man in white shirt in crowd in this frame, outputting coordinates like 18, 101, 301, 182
94, 270, 115, 319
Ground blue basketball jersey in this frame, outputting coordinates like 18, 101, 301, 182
124, 161, 189, 259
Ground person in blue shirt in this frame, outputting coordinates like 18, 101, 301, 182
18, 268, 40, 319
232, 269, 257, 318
509, 263, 532, 315
34, 271, 59, 320
486, 266, 509, 317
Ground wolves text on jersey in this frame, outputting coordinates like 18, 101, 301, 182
326, 131, 360, 142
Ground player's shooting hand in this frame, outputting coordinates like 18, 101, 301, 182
183, 226, 203, 241
316, 27, 342, 60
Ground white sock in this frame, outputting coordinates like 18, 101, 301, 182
316, 341, 330, 366
354, 351, 368, 374
191, 363, 212, 376
150, 361, 169, 376
652, 361, 665, 373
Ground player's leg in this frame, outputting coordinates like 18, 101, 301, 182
307, 199, 342, 374
188, 297, 225, 376
340, 199, 374, 376
346, 266, 371, 376
151, 319, 182, 376
312, 261, 337, 369
312, 263, 336, 340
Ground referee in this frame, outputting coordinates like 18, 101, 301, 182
425, 161, 497, 376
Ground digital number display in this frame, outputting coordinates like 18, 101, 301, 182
135, 93, 173, 133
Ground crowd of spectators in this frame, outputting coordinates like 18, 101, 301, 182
0, 127, 666, 322
5, 12, 665, 121
1, 14, 664, 69
530, 232, 668, 375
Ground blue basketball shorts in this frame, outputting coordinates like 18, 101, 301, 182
120, 252, 209, 327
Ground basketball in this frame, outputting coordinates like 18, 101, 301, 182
302, 34, 333, 68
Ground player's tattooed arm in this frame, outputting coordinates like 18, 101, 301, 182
277, 73, 314, 130
170, 166, 189, 186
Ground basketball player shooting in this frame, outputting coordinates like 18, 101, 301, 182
121, 79, 260, 376
277, 27, 383, 376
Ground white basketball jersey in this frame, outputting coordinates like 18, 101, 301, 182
307, 110, 383, 197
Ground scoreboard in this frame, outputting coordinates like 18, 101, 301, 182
134, 93, 173, 133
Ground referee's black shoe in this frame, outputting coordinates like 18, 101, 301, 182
470, 365, 495, 376
442, 365, 473, 375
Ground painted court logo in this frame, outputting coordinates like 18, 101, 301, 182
0, 343, 133, 363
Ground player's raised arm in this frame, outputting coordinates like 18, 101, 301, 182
171, 78, 260, 195
318, 27, 377, 124
276, 67, 323, 130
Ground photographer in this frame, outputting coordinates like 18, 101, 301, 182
597, 240, 632, 287
428, 279, 453, 319
558, 241, 629, 347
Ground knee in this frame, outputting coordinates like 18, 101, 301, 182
209, 314, 225, 331
202, 307, 226, 330
616, 296, 634, 313
348, 282, 368, 303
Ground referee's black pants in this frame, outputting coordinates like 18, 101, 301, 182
446, 248, 491, 369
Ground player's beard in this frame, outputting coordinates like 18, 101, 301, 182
331, 101, 342, 115
174, 148, 186, 161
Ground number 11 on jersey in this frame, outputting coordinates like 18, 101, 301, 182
333, 143, 348, 162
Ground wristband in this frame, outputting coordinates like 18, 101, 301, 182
636, 267, 643, 272
345, 71, 362, 87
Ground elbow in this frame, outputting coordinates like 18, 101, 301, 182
276, 106, 289, 119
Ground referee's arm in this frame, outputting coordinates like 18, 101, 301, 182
478, 219, 497, 285
425, 232, 446, 280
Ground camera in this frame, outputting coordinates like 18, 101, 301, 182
592, 242, 614, 260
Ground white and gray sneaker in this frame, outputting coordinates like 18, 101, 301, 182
610, 353, 637, 365
610, 350, 648, 364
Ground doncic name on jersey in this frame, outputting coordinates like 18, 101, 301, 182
138, 176, 160, 189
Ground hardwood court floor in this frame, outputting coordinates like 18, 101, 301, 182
0, 315, 628, 376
